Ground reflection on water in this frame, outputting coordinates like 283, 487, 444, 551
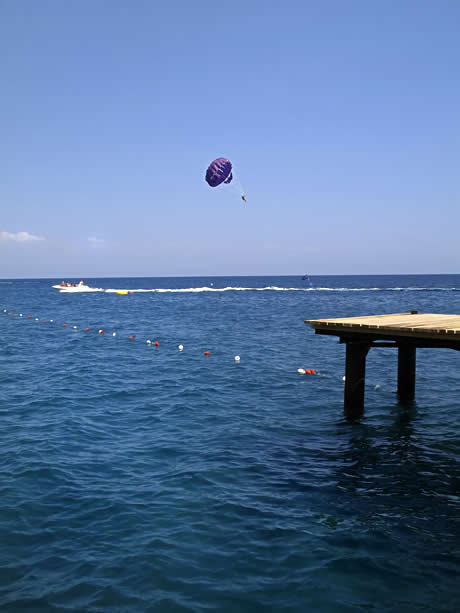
335, 405, 460, 542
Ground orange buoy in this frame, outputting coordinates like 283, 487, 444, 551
204, 351, 210, 356
28, 315, 31, 319
85, 328, 89, 332
129, 336, 134, 340
310, 369, 316, 375
154, 341, 159, 346
305, 369, 311, 374
63, 324, 67, 328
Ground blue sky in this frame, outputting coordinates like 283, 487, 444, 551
1, 0, 459, 278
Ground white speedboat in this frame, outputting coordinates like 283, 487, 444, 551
52, 281, 104, 293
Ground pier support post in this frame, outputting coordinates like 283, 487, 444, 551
344, 341, 370, 418
397, 343, 416, 403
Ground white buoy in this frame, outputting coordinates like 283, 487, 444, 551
112, 332, 116, 336
50, 319, 54, 323
343, 376, 346, 382
73, 326, 77, 329
234, 355, 241, 362
375, 384, 381, 391
19, 314, 23, 317
297, 368, 305, 374
146, 340, 151, 344
35, 318, 39, 321
178, 344, 184, 351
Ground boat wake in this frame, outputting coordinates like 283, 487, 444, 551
100, 286, 460, 293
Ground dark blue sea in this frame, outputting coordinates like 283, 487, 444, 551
1, 275, 459, 612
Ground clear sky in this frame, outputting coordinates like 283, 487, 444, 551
1, 0, 459, 278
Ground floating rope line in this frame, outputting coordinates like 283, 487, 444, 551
1, 307, 326, 376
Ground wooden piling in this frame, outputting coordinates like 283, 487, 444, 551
344, 341, 370, 418
305, 312, 460, 415
397, 343, 416, 404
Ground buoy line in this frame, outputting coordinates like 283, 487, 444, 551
1, 306, 244, 364
2, 307, 387, 389
0, 306, 352, 381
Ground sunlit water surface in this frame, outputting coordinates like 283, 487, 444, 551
1, 275, 459, 612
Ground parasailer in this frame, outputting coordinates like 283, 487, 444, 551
205, 157, 246, 203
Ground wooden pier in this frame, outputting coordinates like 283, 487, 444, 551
305, 311, 460, 418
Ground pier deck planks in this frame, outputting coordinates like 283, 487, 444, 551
305, 312, 460, 341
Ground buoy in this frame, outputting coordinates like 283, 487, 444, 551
343, 376, 346, 382
116, 291, 128, 295
73, 326, 77, 329
19, 314, 23, 317
99, 329, 104, 334
129, 336, 134, 340
85, 328, 89, 331
146, 340, 151, 344
28, 316, 31, 319
375, 384, 381, 391
178, 344, 184, 351
305, 369, 311, 374
112, 332, 116, 336
34, 317, 38, 321
297, 368, 305, 374
154, 341, 159, 346
50, 320, 54, 323
234, 355, 241, 362
63, 324, 66, 327
310, 369, 316, 375
204, 351, 209, 356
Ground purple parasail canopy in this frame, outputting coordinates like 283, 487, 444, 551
205, 158, 233, 187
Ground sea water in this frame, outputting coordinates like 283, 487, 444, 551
0, 275, 459, 612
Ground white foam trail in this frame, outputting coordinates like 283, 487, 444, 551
52, 285, 460, 294
102, 286, 459, 293
104, 286, 306, 293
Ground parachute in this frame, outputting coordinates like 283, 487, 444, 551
205, 157, 246, 202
